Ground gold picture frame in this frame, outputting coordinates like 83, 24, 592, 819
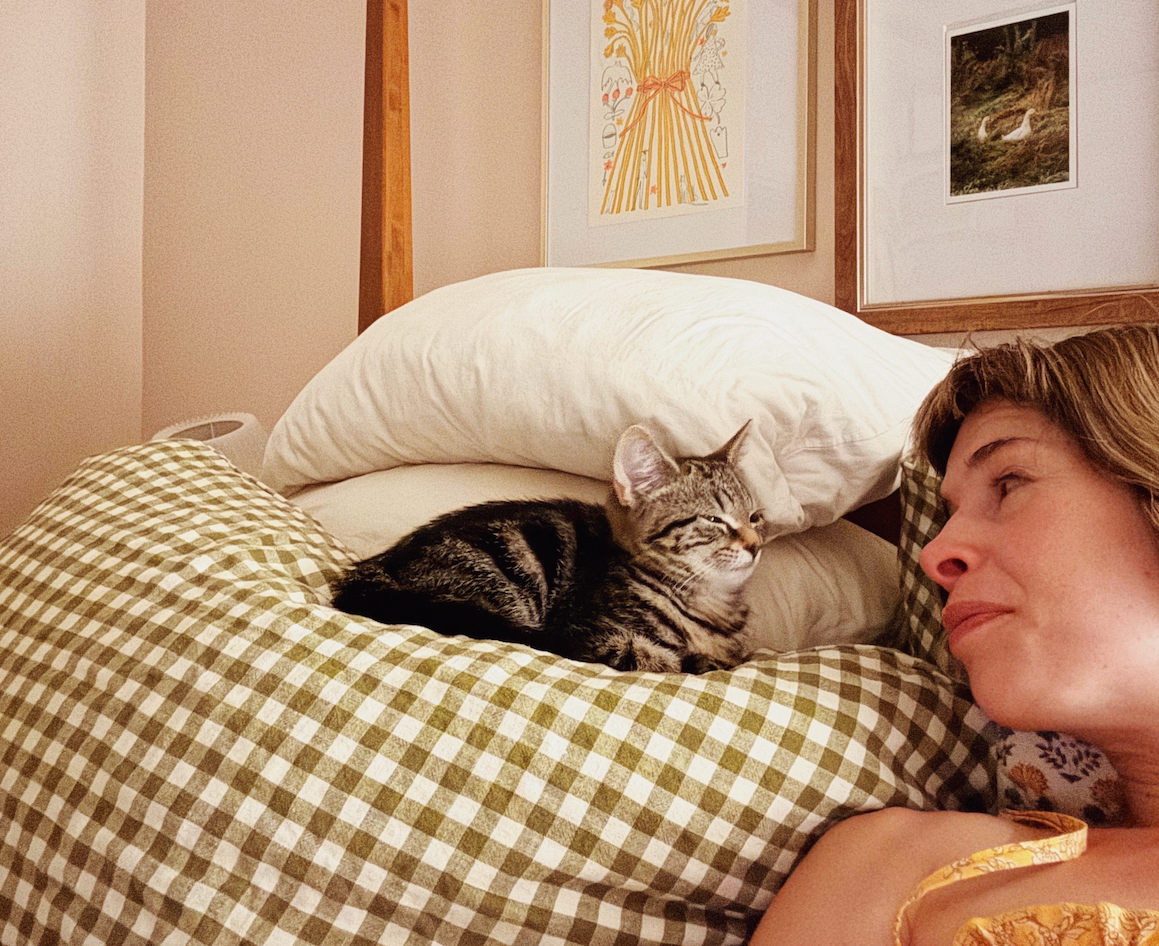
835, 0, 1159, 334
542, 0, 816, 269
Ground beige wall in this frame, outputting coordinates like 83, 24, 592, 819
406, 4, 1082, 347
2, 1, 367, 537
1, 0, 1064, 539
1, 1, 146, 537
143, 1, 367, 438
6, 0, 831, 534
410, 1, 836, 305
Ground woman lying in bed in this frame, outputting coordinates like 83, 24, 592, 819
753, 324, 1159, 945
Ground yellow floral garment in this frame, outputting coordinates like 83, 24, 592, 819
894, 811, 1159, 946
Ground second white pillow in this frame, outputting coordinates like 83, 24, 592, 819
293, 463, 900, 655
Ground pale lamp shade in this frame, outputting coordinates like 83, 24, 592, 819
151, 412, 269, 478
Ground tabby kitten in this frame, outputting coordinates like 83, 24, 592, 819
329, 422, 766, 673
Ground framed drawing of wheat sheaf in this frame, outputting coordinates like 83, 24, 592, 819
835, 0, 1159, 334
542, 0, 816, 268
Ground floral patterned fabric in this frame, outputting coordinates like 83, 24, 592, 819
894, 811, 1159, 946
992, 728, 1129, 827
957, 902, 1159, 946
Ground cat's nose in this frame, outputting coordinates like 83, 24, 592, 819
737, 525, 762, 556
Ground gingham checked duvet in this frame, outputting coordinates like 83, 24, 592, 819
0, 442, 995, 945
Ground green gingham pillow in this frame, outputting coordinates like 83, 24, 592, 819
0, 443, 995, 946
890, 456, 1127, 825
891, 457, 963, 679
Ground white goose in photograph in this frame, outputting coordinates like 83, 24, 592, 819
1002, 107, 1036, 141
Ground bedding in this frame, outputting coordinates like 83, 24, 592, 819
291, 463, 902, 653
262, 267, 956, 537
0, 442, 996, 946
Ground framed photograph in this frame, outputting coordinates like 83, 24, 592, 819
835, 0, 1159, 334
946, 5, 1076, 204
542, 0, 816, 268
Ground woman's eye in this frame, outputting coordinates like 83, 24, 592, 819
995, 472, 1024, 499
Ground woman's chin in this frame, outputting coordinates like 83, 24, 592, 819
969, 679, 1057, 734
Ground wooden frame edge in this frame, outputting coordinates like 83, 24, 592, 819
833, 0, 1159, 335
541, 0, 817, 268
359, 0, 414, 333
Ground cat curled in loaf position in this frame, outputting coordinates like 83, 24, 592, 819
329, 422, 766, 673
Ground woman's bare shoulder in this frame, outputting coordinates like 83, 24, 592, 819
832, 806, 1051, 860
808, 807, 1028, 874
750, 808, 1031, 946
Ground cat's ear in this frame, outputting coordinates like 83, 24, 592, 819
706, 419, 752, 465
613, 425, 680, 505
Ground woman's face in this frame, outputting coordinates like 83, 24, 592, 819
919, 399, 1159, 737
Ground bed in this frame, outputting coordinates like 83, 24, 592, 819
0, 264, 1126, 945
1, 4, 1125, 936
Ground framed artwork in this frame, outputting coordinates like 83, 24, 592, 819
542, 0, 816, 268
835, 0, 1159, 334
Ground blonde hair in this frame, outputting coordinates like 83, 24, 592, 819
913, 324, 1159, 532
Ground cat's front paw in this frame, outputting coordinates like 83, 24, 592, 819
680, 652, 734, 675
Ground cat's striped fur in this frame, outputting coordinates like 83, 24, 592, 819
329, 422, 765, 673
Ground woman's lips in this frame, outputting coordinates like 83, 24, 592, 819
941, 601, 1012, 648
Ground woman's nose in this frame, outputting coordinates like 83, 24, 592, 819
918, 521, 969, 591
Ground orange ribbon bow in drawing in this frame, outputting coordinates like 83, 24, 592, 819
621, 70, 711, 134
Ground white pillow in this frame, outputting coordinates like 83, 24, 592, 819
264, 267, 953, 536
291, 463, 611, 559
291, 463, 900, 653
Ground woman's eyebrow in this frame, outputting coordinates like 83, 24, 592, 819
938, 436, 1034, 513
967, 436, 1031, 468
